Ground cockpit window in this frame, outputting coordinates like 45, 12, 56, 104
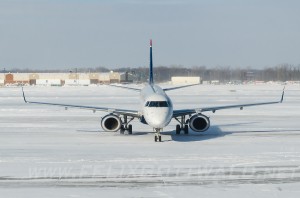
145, 101, 169, 107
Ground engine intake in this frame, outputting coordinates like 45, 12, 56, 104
101, 114, 121, 132
189, 114, 210, 132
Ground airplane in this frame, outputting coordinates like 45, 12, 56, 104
22, 40, 285, 142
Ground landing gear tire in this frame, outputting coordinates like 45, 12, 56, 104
154, 128, 162, 142
154, 135, 162, 142
175, 116, 190, 136
128, 124, 132, 135
184, 125, 189, 134
120, 125, 125, 134
176, 124, 181, 135
119, 115, 134, 135
120, 124, 133, 135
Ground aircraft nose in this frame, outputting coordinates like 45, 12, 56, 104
145, 108, 171, 128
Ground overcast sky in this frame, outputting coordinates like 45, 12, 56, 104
1, 0, 300, 70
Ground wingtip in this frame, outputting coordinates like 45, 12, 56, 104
21, 87, 27, 103
280, 86, 285, 103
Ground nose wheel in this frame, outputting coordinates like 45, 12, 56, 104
154, 135, 161, 142
154, 128, 162, 142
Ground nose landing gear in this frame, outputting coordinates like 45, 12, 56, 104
154, 128, 162, 142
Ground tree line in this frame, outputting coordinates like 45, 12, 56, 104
115, 64, 300, 83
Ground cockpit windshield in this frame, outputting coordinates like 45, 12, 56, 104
145, 101, 169, 107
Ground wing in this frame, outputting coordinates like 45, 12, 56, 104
22, 88, 141, 118
173, 87, 285, 117
163, 83, 200, 91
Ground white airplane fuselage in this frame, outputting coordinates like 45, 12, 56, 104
140, 84, 173, 129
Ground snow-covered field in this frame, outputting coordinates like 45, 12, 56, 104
0, 84, 299, 197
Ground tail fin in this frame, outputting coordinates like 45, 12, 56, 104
149, 39, 154, 85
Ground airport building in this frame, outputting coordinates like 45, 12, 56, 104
0, 78, 4, 86
171, 76, 201, 85
120, 72, 135, 83
0, 72, 123, 86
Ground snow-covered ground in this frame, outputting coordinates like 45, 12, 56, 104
0, 84, 299, 197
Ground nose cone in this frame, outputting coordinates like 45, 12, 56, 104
144, 107, 172, 128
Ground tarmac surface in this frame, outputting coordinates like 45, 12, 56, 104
0, 84, 299, 197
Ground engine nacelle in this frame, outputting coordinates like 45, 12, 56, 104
189, 114, 210, 132
101, 114, 122, 132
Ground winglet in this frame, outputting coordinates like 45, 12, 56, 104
280, 86, 285, 103
21, 87, 28, 103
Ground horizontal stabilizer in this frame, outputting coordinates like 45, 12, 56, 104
108, 84, 141, 92
163, 83, 200, 91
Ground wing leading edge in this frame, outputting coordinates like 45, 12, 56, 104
173, 87, 285, 117
22, 88, 141, 118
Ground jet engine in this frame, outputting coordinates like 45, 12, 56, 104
189, 114, 210, 132
101, 114, 122, 132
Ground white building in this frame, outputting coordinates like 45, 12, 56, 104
36, 79, 62, 86
0, 74, 4, 86
171, 76, 201, 85
99, 73, 111, 84
65, 79, 90, 86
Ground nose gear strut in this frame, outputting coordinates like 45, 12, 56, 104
154, 128, 162, 142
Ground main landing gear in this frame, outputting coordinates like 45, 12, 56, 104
175, 115, 189, 135
154, 128, 162, 142
120, 124, 132, 134
120, 115, 134, 135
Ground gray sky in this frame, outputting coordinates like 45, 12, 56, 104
1, 0, 300, 69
